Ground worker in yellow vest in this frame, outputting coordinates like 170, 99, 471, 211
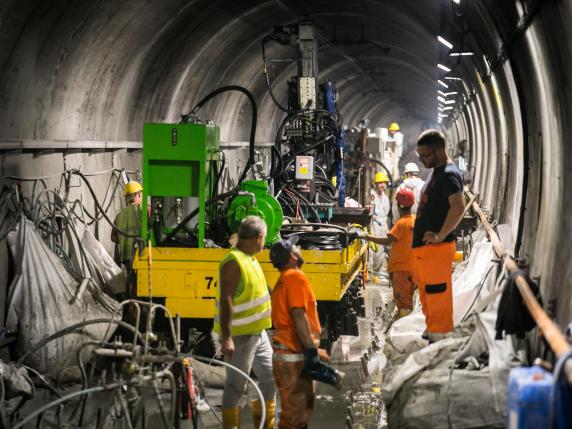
214, 216, 276, 429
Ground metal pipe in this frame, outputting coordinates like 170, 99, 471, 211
469, 192, 571, 357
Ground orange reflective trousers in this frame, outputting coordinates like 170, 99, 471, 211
390, 271, 416, 311
273, 358, 314, 428
412, 241, 456, 333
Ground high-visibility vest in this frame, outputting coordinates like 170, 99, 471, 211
213, 248, 272, 336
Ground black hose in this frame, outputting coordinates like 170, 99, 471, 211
262, 37, 291, 113
17, 318, 144, 365
160, 190, 238, 246
70, 170, 140, 238
187, 85, 257, 185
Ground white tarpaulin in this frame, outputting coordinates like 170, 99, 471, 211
6, 217, 120, 374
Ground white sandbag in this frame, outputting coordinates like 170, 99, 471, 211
81, 228, 126, 294
385, 312, 427, 362
6, 217, 120, 375
384, 312, 517, 429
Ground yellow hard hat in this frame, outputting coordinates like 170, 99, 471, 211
374, 172, 388, 183
124, 180, 142, 196
388, 122, 400, 131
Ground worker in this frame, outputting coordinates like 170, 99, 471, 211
392, 162, 425, 219
364, 187, 417, 318
269, 235, 344, 428
111, 180, 143, 269
412, 129, 465, 343
370, 171, 390, 282
388, 122, 404, 160
214, 215, 276, 429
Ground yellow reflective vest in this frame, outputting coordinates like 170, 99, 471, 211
213, 248, 272, 336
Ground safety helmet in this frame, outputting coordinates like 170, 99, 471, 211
374, 172, 388, 183
388, 122, 400, 132
403, 162, 420, 174
396, 187, 415, 208
124, 181, 143, 196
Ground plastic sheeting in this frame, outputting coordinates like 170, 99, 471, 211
383, 311, 519, 428
6, 217, 120, 374
80, 228, 126, 295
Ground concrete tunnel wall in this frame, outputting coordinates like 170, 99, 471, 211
0, 1, 571, 328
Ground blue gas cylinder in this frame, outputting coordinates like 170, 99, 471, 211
507, 366, 553, 429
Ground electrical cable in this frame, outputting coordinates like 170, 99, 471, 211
460, 264, 497, 322
190, 354, 267, 429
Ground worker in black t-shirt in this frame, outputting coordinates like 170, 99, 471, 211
412, 129, 465, 343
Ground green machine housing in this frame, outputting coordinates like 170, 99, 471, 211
142, 123, 220, 247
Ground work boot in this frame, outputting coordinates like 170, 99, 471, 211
421, 330, 429, 340
222, 407, 241, 429
251, 399, 275, 429
397, 309, 412, 318
373, 275, 381, 285
427, 332, 449, 344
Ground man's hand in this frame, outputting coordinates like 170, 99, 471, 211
423, 230, 443, 245
220, 335, 235, 360
302, 347, 321, 374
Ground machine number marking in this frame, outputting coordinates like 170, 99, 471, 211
205, 276, 218, 290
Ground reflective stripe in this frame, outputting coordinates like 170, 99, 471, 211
232, 309, 272, 327
273, 352, 305, 362
273, 342, 290, 351
231, 294, 270, 314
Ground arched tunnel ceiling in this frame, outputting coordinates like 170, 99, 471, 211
0, 0, 444, 144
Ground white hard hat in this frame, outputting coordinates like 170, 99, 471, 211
403, 162, 420, 174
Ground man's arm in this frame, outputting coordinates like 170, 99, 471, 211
291, 308, 317, 349
423, 192, 465, 244
366, 234, 395, 246
219, 260, 240, 359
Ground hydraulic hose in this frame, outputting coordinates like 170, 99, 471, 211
12, 385, 111, 429
160, 190, 238, 246
187, 85, 257, 184
17, 318, 144, 365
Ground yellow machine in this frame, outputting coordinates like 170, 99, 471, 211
133, 238, 368, 348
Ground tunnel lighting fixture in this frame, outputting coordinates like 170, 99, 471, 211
437, 96, 446, 103
452, 0, 461, 4
444, 92, 458, 96
438, 90, 447, 96
443, 106, 454, 110
437, 36, 454, 50
449, 52, 474, 56
437, 80, 449, 88
437, 64, 451, 72
444, 77, 463, 81
444, 99, 455, 105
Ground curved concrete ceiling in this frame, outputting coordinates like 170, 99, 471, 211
1, 0, 572, 327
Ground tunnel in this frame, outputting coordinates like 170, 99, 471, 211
0, 0, 571, 427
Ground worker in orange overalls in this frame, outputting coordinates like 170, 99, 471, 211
412, 129, 465, 343
364, 187, 417, 318
269, 235, 343, 428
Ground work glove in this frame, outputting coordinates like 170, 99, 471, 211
302, 347, 321, 374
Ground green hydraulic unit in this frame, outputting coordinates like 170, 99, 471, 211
142, 123, 220, 247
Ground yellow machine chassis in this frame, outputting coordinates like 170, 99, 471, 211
132, 240, 368, 319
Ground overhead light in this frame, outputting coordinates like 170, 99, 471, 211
437, 36, 454, 50
438, 80, 449, 88
444, 91, 458, 96
444, 99, 455, 105
452, 0, 461, 4
437, 96, 446, 103
443, 106, 454, 110
437, 64, 451, 72
438, 90, 447, 96
444, 77, 463, 81
449, 52, 474, 56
